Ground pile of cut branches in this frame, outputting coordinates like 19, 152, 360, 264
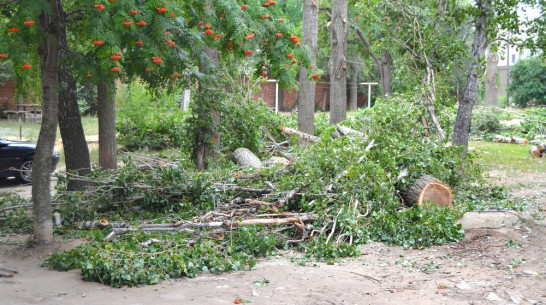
36, 96, 513, 287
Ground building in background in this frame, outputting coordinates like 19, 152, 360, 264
496, 44, 536, 98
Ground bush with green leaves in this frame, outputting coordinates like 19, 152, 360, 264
508, 57, 546, 107
470, 107, 503, 139
116, 81, 188, 151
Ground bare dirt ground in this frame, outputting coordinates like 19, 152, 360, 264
1, 171, 545, 305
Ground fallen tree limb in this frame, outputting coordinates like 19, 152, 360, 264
335, 125, 366, 138
212, 184, 271, 194
277, 188, 299, 207
104, 215, 316, 242
280, 126, 321, 143
492, 135, 529, 144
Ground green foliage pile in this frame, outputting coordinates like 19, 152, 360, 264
508, 57, 546, 107
470, 106, 546, 140
42, 95, 524, 287
0, 193, 32, 234
46, 227, 279, 288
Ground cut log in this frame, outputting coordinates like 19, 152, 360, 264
492, 135, 512, 143
399, 175, 453, 207
232, 148, 262, 168
530, 143, 546, 158
511, 136, 529, 144
280, 126, 321, 143
530, 146, 542, 158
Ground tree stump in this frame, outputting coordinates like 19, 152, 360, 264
400, 175, 453, 207
233, 148, 262, 168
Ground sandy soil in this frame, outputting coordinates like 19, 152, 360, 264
1, 172, 545, 305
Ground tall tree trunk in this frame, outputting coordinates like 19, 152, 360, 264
97, 81, 117, 170
329, 0, 348, 125
58, 7, 91, 191
349, 63, 358, 111
380, 50, 393, 96
195, 49, 220, 170
484, 52, 499, 107
297, 0, 319, 135
453, 0, 490, 151
33, 0, 62, 244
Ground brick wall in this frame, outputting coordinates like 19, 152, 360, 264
254, 77, 370, 111
0, 81, 16, 110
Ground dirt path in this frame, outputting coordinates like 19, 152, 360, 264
1, 173, 545, 305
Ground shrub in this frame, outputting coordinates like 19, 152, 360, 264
508, 57, 546, 107
116, 81, 188, 151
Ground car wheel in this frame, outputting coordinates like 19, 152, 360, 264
18, 158, 33, 184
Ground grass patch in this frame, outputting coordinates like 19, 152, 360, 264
0, 116, 99, 169
470, 141, 545, 172
0, 116, 98, 142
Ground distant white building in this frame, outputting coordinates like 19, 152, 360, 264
494, 42, 538, 98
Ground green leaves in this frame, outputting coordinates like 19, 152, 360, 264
508, 57, 546, 107
45, 228, 278, 287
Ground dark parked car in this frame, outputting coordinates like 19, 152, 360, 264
0, 137, 59, 184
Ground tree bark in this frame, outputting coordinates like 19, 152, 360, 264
97, 81, 117, 170
58, 7, 91, 191
233, 148, 262, 169
349, 63, 358, 111
195, 45, 221, 171
484, 52, 499, 107
297, 0, 319, 136
453, 0, 490, 151
33, 0, 62, 244
328, 0, 348, 125
380, 50, 393, 96
281, 126, 321, 143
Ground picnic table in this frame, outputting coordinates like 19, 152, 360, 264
3, 110, 28, 123
3, 104, 42, 123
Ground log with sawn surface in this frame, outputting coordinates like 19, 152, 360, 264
399, 175, 453, 207
280, 126, 321, 143
530, 143, 546, 158
232, 147, 262, 168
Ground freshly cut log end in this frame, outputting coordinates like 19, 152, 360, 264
232, 148, 262, 168
530, 143, 546, 158
530, 146, 541, 158
400, 175, 453, 207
